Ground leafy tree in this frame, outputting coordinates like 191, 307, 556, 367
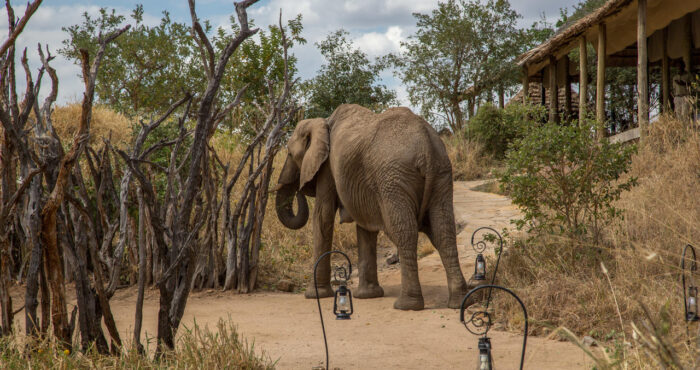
385, 0, 528, 132
500, 118, 637, 242
61, 6, 201, 118
302, 29, 396, 118
61, 7, 305, 132
467, 102, 547, 158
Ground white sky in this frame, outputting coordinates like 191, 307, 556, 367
3, 0, 581, 105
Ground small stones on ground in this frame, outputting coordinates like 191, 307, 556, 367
582, 336, 597, 347
386, 254, 400, 265
276, 279, 295, 292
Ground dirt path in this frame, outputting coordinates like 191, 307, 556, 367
12, 181, 590, 369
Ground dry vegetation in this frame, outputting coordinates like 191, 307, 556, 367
442, 133, 495, 181
496, 116, 700, 367
52, 103, 132, 148
0, 318, 274, 369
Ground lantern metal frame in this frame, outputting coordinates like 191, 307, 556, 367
460, 284, 528, 370
313, 250, 353, 370
470, 227, 503, 299
681, 244, 698, 322
332, 266, 353, 319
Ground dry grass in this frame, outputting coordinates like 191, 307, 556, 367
496, 116, 700, 367
0, 318, 274, 369
442, 134, 495, 181
52, 103, 133, 148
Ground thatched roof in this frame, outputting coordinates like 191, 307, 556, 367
517, 0, 633, 68
518, 0, 700, 75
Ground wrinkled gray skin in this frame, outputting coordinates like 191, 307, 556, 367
275, 104, 468, 310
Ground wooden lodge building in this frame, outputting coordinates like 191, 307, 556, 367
517, 0, 700, 142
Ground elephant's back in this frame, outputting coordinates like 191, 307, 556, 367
329, 105, 452, 229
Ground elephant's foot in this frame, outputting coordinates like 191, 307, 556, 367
394, 295, 424, 311
304, 284, 334, 299
447, 282, 472, 309
453, 289, 483, 309
448, 292, 468, 309
355, 283, 384, 299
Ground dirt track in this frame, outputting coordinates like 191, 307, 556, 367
12, 181, 590, 369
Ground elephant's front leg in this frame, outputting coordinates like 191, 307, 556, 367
305, 165, 337, 299
355, 225, 384, 299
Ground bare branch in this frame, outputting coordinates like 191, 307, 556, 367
187, 0, 214, 78
214, 83, 249, 123
0, 0, 42, 57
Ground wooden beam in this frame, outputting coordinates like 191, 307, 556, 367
637, 0, 649, 137
522, 66, 529, 104
661, 27, 670, 113
564, 54, 572, 119
684, 14, 693, 71
549, 56, 559, 123
540, 80, 546, 106
579, 37, 588, 124
596, 23, 607, 140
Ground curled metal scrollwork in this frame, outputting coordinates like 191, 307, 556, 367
333, 265, 349, 283
471, 226, 503, 254
460, 285, 528, 370
463, 309, 493, 336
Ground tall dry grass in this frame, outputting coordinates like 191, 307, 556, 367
0, 318, 274, 369
442, 134, 495, 181
52, 103, 132, 148
495, 116, 700, 367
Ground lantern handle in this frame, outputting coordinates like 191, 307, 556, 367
459, 284, 528, 370
313, 250, 352, 370
681, 244, 697, 322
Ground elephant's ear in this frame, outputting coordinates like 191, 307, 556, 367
299, 119, 330, 190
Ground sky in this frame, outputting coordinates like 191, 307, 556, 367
5, 0, 581, 105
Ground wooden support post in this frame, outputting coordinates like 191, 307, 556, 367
522, 66, 530, 104
549, 56, 559, 123
540, 80, 546, 106
662, 27, 670, 113
684, 14, 693, 71
564, 54, 572, 119
596, 23, 607, 139
579, 37, 588, 124
637, 0, 649, 137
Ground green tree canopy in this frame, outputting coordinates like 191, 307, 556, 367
302, 29, 396, 119
61, 6, 201, 118
61, 6, 304, 133
385, 0, 553, 132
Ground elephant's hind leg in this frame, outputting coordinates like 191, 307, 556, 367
355, 225, 384, 299
382, 203, 423, 310
428, 187, 469, 308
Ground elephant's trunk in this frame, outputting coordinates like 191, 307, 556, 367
274, 156, 309, 230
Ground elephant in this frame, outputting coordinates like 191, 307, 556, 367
274, 104, 468, 310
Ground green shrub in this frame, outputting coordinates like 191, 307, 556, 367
499, 119, 637, 241
466, 102, 546, 159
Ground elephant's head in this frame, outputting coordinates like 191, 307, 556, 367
274, 118, 330, 229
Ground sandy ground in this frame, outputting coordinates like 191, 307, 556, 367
10, 180, 591, 369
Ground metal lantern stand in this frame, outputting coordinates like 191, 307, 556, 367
313, 250, 353, 370
470, 227, 504, 303
682, 244, 699, 323
460, 285, 528, 370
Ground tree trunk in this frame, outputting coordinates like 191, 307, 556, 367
133, 188, 146, 353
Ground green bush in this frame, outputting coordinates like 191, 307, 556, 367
466, 102, 546, 159
499, 119, 637, 241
